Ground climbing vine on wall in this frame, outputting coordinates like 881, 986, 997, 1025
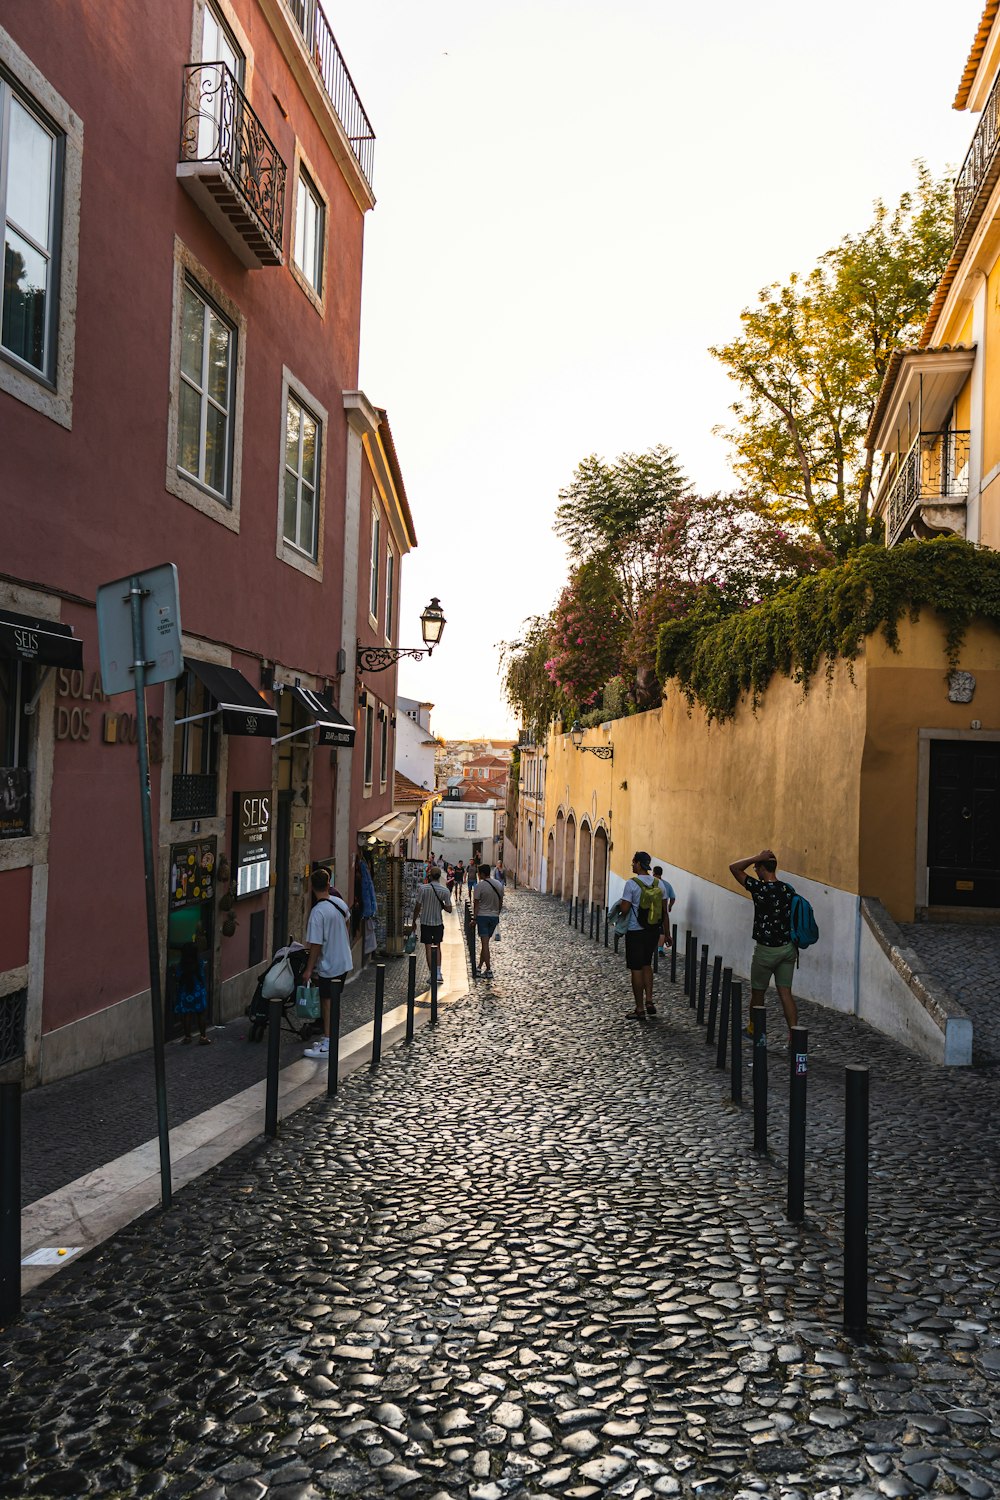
656, 537, 1000, 723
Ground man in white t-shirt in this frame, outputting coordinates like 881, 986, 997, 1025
412, 866, 452, 983
302, 867, 352, 1060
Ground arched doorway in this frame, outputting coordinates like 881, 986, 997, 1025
591, 826, 609, 910
563, 814, 577, 902
546, 830, 554, 892
554, 811, 565, 897
578, 821, 592, 914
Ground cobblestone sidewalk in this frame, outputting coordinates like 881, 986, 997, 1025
3, 891, 999, 1499
22, 954, 421, 1207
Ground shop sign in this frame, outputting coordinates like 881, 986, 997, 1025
53, 669, 162, 761
234, 790, 271, 899
0, 767, 30, 840
169, 839, 216, 909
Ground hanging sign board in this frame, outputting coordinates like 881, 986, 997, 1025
234, 790, 272, 899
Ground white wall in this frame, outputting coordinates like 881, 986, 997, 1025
395, 709, 436, 789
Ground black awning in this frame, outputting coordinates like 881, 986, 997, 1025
185, 658, 278, 738
290, 685, 356, 748
0, 608, 83, 670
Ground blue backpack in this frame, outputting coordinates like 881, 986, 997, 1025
788, 888, 819, 949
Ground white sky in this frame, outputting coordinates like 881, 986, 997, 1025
332, 0, 984, 740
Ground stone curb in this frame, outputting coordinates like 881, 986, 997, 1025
861, 896, 973, 1061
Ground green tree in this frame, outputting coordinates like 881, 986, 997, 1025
553, 445, 689, 620
500, 613, 563, 735
543, 557, 628, 711
711, 163, 954, 556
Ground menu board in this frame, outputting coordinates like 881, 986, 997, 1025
169, 839, 216, 909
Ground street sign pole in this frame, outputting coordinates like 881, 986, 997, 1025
128, 576, 172, 1209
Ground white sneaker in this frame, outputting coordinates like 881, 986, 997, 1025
304, 1039, 329, 1059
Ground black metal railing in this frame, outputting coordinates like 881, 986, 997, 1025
956, 69, 1000, 240
171, 773, 218, 821
285, 0, 375, 192
179, 62, 287, 260
886, 430, 971, 546
0, 990, 26, 1068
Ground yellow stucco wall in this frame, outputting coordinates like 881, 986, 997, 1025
545, 615, 1000, 924
983, 263, 1000, 485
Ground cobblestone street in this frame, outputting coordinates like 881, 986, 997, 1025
3, 890, 1000, 1500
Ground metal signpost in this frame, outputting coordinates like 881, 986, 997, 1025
96, 565, 182, 1210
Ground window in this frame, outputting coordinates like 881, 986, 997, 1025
432, 809, 443, 832
464, 812, 478, 832
379, 711, 389, 785
178, 279, 235, 501
363, 702, 374, 786
1, 79, 61, 381
0, 658, 32, 839
385, 549, 395, 640
199, 3, 245, 157
293, 167, 324, 294
369, 511, 380, 621
283, 392, 321, 558
171, 668, 219, 819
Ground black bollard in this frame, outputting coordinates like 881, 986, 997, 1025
405, 954, 417, 1043
591, 905, 597, 941
683, 930, 693, 1000
716, 967, 732, 1068
327, 978, 342, 1098
467, 906, 478, 977
431, 956, 439, 1023
670, 923, 678, 983
371, 963, 385, 1069
697, 944, 709, 1024
787, 1027, 808, 1222
730, 981, 743, 1104
706, 955, 722, 1044
751, 1004, 767, 1155
844, 1064, 870, 1332
568, 897, 573, 925
265, 997, 282, 1138
604, 909, 609, 947
653, 943, 659, 974
0, 1080, 22, 1324
689, 933, 698, 1009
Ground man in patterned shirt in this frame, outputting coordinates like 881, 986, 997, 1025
729, 848, 798, 1035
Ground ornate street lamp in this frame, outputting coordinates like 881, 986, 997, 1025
356, 597, 446, 673
570, 719, 613, 761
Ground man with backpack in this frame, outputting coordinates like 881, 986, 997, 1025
728, 848, 801, 1038
301, 867, 353, 1061
617, 850, 663, 1019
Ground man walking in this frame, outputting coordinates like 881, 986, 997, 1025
412, 865, 451, 985
728, 848, 798, 1037
617, 851, 661, 1019
473, 862, 503, 979
652, 864, 676, 957
301, 867, 353, 1061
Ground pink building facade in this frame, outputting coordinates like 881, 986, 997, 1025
0, 0, 414, 1084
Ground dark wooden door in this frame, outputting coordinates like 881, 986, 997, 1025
927, 739, 1000, 907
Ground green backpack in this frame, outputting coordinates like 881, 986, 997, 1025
637, 877, 663, 929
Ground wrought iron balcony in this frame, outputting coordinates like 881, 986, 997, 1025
885, 430, 971, 547
178, 62, 286, 268
171, 773, 219, 821
286, 0, 375, 193
955, 67, 1000, 242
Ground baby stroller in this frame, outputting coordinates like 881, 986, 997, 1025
245, 940, 314, 1042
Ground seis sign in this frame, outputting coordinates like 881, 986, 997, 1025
234, 790, 272, 899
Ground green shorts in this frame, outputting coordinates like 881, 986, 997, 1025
750, 942, 797, 990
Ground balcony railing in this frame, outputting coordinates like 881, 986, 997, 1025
179, 62, 286, 266
285, 0, 375, 193
171, 773, 219, 821
955, 68, 1000, 241
886, 430, 971, 546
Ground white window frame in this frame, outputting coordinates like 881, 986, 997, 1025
384, 547, 395, 643
166, 238, 246, 531
282, 390, 321, 559
464, 812, 478, 832
0, 30, 81, 429
275, 367, 328, 580
177, 277, 236, 502
1, 86, 59, 384
379, 710, 389, 786
292, 155, 326, 305
369, 510, 380, 625
432, 808, 443, 833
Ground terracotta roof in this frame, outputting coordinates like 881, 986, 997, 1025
394, 770, 436, 803
451, 781, 507, 805
866, 343, 975, 446
955, 2, 999, 108
376, 409, 418, 549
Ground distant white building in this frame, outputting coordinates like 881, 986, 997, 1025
431, 781, 506, 870
395, 696, 438, 790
